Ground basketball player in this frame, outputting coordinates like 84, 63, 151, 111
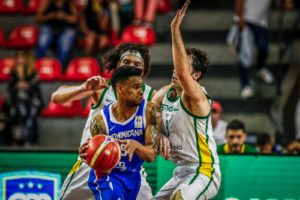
152, 1, 221, 199
55, 43, 155, 200
80, 66, 162, 199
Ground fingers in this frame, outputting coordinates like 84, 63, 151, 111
122, 140, 138, 162
78, 137, 91, 162
127, 145, 136, 162
181, 0, 190, 13
85, 76, 108, 90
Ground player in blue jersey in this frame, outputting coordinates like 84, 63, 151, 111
79, 66, 162, 200
55, 43, 157, 200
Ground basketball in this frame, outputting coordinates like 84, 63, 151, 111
85, 135, 121, 171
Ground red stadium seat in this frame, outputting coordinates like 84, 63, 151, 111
81, 97, 94, 117
42, 100, 83, 117
121, 25, 156, 46
100, 69, 112, 79
0, 0, 23, 14
157, 0, 172, 14
63, 57, 100, 81
35, 57, 62, 81
0, 57, 15, 81
3, 25, 39, 49
23, 0, 42, 14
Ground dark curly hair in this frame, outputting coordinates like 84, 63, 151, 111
186, 47, 209, 80
102, 43, 151, 77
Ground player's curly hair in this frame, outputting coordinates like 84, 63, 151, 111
186, 47, 209, 80
102, 43, 151, 77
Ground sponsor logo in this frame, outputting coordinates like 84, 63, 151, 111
134, 116, 143, 128
171, 144, 183, 151
161, 104, 179, 112
0, 171, 61, 200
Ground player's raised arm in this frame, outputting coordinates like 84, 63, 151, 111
170, 0, 206, 102
51, 75, 108, 104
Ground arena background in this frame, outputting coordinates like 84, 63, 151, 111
0, 0, 299, 199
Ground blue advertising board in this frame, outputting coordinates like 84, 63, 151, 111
0, 171, 61, 200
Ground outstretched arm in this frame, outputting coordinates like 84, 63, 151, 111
171, 0, 210, 114
51, 76, 108, 104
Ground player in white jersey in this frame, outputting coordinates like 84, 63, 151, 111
51, 43, 155, 200
152, 1, 220, 199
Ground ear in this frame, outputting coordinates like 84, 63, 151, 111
116, 83, 122, 94
192, 71, 202, 80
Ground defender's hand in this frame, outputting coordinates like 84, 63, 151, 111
83, 76, 109, 91
171, 0, 190, 30
159, 135, 170, 160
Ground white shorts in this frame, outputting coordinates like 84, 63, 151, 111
153, 164, 221, 200
60, 160, 153, 200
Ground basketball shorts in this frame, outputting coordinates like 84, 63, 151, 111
153, 164, 221, 200
60, 160, 152, 200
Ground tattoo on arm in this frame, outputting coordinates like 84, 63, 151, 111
90, 114, 107, 136
147, 103, 165, 152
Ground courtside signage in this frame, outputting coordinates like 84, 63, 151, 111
0, 171, 61, 200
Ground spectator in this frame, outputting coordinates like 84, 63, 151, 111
36, 0, 78, 68
286, 139, 300, 154
5, 51, 43, 146
133, 0, 158, 27
256, 133, 274, 154
0, 98, 12, 145
80, 0, 110, 55
233, 0, 274, 99
217, 119, 256, 154
212, 101, 227, 145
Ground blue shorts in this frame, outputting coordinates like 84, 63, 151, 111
88, 170, 141, 200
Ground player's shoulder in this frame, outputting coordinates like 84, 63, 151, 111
152, 84, 172, 104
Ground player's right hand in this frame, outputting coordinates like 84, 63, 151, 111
159, 135, 170, 160
78, 137, 91, 163
83, 76, 109, 91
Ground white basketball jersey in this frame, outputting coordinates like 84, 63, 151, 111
162, 87, 219, 178
80, 83, 154, 146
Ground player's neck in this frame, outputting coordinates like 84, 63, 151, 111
112, 101, 138, 122
172, 87, 183, 98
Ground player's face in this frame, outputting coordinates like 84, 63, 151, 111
119, 55, 144, 75
119, 76, 144, 106
226, 129, 247, 153
171, 64, 194, 90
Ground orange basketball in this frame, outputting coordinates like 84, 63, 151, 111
85, 135, 121, 171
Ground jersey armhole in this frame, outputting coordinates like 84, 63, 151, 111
92, 87, 108, 109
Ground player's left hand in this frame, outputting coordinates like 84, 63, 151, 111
78, 137, 91, 163
119, 139, 142, 162
171, 0, 190, 30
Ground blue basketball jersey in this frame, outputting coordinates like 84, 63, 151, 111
101, 99, 147, 174
94, 99, 147, 200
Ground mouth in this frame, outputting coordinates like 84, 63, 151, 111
172, 76, 178, 82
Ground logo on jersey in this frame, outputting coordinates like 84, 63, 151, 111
134, 116, 143, 128
0, 171, 61, 200
161, 104, 179, 112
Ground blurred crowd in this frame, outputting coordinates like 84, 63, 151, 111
0, 0, 299, 154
